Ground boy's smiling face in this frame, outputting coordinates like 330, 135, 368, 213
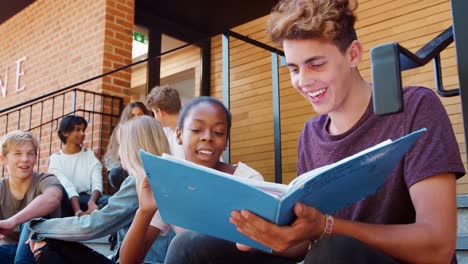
1, 141, 36, 180
284, 38, 361, 116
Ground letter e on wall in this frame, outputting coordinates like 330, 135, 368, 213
15, 56, 26, 93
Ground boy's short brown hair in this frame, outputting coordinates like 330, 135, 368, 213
267, 0, 358, 53
146, 85, 182, 114
0, 130, 38, 156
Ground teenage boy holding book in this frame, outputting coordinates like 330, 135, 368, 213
165, 0, 465, 263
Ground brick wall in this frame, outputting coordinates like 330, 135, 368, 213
0, 0, 134, 110
0, 0, 134, 193
102, 0, 134, 98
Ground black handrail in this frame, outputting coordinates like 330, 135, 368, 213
371, 26, 458, 115
226, 30, 285, 57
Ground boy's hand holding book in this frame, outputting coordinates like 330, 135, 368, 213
231, 203, 325, 253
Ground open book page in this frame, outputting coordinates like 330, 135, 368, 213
161, 153, 289, 198
285, 139, 393, 194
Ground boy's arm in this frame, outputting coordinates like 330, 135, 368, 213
87, 152, 103, 211
84, 190, 101, 215
0, 186, 62, 239
231, 173, 457, 264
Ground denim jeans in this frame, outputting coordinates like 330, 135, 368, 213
14, 222, 35, 264
107, 167, 129, 190
57, 193, 110, 217
165, 231, 402, 264
165, 231, 296, 264
304, 235, 399, 264
144, 229, 176, 264
36, 238, 114, 264
0, 223, 36, 264
78, 194, 110, 211
36, 230, 176, 264
0, 244, 16, 264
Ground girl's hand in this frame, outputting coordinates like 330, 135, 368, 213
139, 177, 158, 214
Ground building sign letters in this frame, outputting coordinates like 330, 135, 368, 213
0, 56, 27, 99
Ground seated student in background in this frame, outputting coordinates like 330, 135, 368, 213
0, 130, 62, 264
165, 0, 465, 264
31, 116, 172, 263
48, 115, 108, 217
104, 101, 151, 190
29, 168, 172, 263
119, 97, 266, 263
146, 85, 185, 159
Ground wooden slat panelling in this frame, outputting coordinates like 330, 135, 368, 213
161, 46, 201, 96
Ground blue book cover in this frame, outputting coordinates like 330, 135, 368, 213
141, 128, 426, 252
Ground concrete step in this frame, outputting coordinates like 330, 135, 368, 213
457, 195, 468, 263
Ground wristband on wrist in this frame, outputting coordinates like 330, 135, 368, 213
319, 214, 334, 239
310, 214, 334, 249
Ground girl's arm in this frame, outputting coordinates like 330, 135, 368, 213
120, 177, 161, 264
231, 173, 457, 264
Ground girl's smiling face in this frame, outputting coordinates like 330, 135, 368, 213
177, 102, 228, 169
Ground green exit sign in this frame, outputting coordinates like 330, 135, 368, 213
134, 32, 145, 43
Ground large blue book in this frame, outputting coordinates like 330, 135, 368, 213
141, 128, 426, 252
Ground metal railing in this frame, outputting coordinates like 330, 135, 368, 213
221, 30, 285, 183
371, 26, 457, 115
0, 89, 123, 181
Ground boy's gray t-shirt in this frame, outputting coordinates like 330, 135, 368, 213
297, 86, 465, 225
0, 172, 61, 244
